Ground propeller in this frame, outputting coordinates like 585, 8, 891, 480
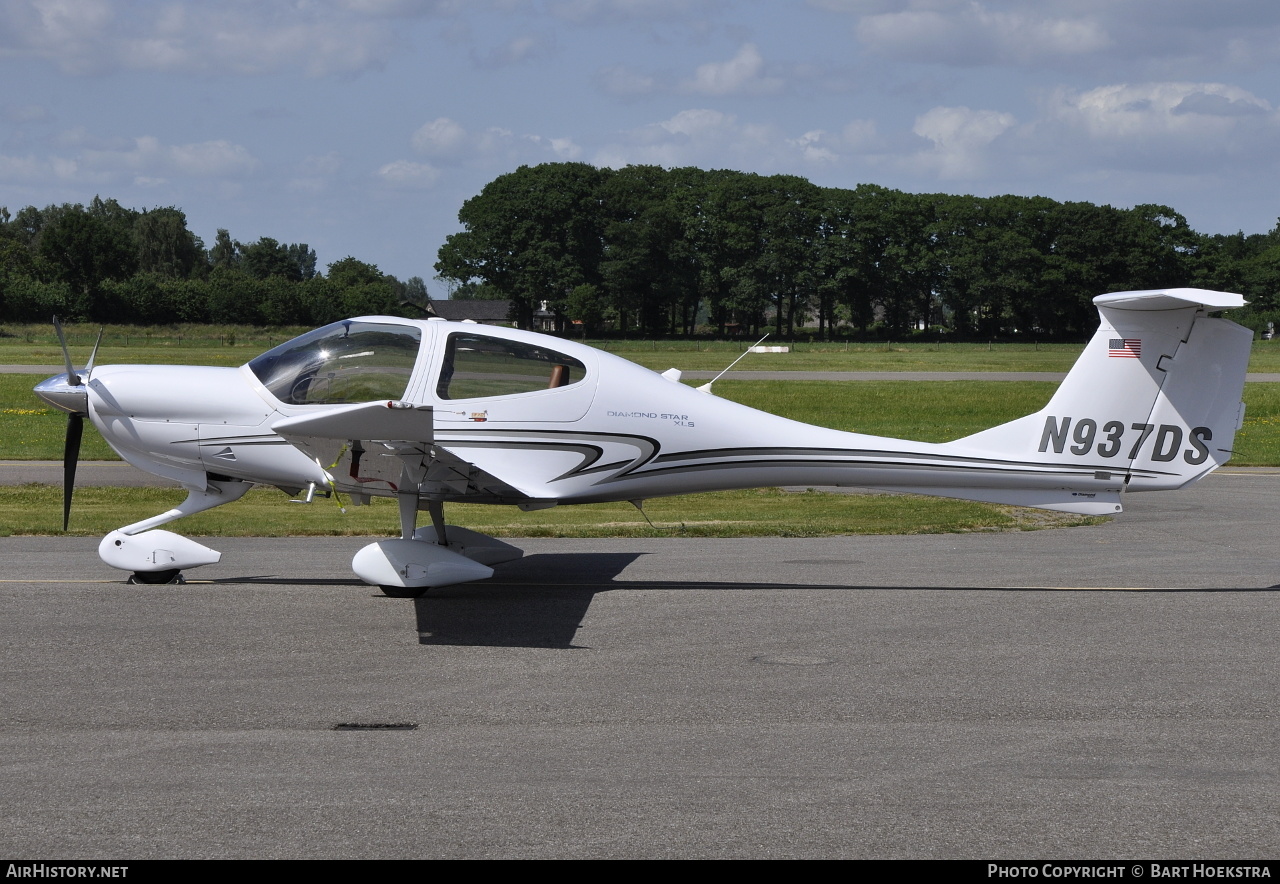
62, 409, 83, 531
47, 317, 102, 531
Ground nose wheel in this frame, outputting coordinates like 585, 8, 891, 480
126, 570, 186, 585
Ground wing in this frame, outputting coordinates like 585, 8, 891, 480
273, 400, 537, 504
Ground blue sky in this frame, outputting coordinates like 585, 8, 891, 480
4, 0, 1280, 290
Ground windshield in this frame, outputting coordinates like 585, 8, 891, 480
248, 320, 422, 405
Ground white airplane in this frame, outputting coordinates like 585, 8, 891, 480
34, 287, 1251, 596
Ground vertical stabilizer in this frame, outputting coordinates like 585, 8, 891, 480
952, 288, 1251, 493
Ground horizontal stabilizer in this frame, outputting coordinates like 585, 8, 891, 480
1092, 288, 1245, 312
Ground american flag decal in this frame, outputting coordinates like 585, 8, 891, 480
1108, 338, 1141, 358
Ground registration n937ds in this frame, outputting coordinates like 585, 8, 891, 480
1039, 416, 1212, 464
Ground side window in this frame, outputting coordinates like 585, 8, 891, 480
248, 321, 422, 405
437, 333, 586, 400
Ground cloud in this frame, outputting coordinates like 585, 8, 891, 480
165, 140, 260, 177
659, 107, 736, 139
0, 132, 260, 186
288, 153, 345, 194
1048, 82, 1275, 144
0, 0, 413, 77
909, 105, 1017, 178
545, 136, 583, 160
79, 135, 259, 178
0, 0, 116, 74
595, 64, 658, 97
339, 0, 467, 16
1172, 91, 1270, 118
855, 2, 1111, 67
412, 118, 471, 158
593, 108, 882, 171
472, 32, 555, 69
549, 0, 720, 24
0, 153, 44, 181
823, 1, 1280, 74
396, 117, 583, 172
871, 81, 1280, 189
787, 131, 839, 165
682, 43, 783, 95
377, 159, 441, 188
2, 103, 53, 124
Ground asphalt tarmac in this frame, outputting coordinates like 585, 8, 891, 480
2, 470, 1279, 859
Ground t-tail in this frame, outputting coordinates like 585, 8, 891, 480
919, 288, 1252, 515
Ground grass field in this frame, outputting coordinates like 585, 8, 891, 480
7, 374, 1280, 464
5, 325, 1276, 538
0, 483, 1102, 539
10, 321, 1280, 372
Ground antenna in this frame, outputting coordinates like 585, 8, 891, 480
696, 333, 769, 394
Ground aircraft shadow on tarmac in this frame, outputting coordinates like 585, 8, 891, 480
210, 551, 1280, 650
414, 554, 1280, 649
412, 552, 640, 649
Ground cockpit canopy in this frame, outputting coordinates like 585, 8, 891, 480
248, 320, 421, 405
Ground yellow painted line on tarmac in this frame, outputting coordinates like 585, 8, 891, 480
470, 580, 1177, 592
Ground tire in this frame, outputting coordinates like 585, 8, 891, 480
379, 585, 428, 599
129, 569, 182, 585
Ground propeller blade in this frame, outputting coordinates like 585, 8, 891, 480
52, 315, 82, 387
63, 413, 83, 531
84, 327, 104, 379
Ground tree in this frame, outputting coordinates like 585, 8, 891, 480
134, 207, 201, 279
242, 237, 302, 281
286, 242, 318, 280
436, 163, 607, 329
757, 174, 822, 338
210, 229, 239, 269
564, 283, 606, 334
37, 206, 137, 319
598, 165, 686, 335
935, 194, 1055, 337
393, 275, 430, 314
326, 256, 399, 318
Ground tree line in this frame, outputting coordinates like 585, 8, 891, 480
0, 197, 427, 326
435, 163, 1280, 340
4, 172, 1279, 339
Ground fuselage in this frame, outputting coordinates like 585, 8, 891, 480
47, 316, 1137, 512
